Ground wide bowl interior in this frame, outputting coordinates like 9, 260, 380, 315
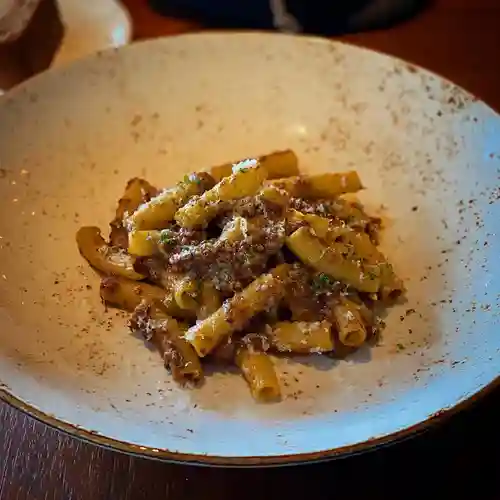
0, 33, 499, 464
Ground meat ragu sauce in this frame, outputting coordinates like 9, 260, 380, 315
77, 150, 404, 402
168, 195, 286, 294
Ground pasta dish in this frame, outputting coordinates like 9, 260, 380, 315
76, 149, 404, 402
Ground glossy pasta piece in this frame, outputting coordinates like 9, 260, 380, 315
175, 160, 268, 229
127, 230, 161, 256
109, 178, 157, 248
76, 226, 145, 280
341, 230, 404, 300
267, 321, 334, 353
209, 149, 299, 182
259, 185, 290, 207
99, 276, 187, 318
159, 271, 199, 312
197, 282, 222, 320
328, 198, 373, 228
286, 227, 380, 293
235, 344, 281, 402
287, 209, 350, 240
154, 315, 204, 384
184, 264, 291, 357
132, 258, 200, 312
127, 172, 214, 230
331, 299, 368, 347
269, 171, 362, 199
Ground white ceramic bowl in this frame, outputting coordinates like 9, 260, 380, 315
53, 0, 131, 67
0, 33, 499, 466
0, 0, 131, 95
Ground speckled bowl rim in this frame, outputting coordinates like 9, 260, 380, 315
2, 378, 498, 466
1, 32, 499, 466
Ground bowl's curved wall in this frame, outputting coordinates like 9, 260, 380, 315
0, 33, 498, 461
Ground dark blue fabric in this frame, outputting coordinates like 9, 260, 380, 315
149, 0, 426, 35
150, 0, 275, 29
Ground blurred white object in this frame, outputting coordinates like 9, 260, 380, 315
269, 0, 301, 33
0, 0, 40, 42
53, 0, 132, 67
0, 0, 131, 94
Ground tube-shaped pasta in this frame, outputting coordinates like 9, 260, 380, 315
127, 172, 214, 230
197, 282, 222, 320
173, 278, 198, 311
162, 274, 199, 312
128, 230, 161, 256
175, 160, 268, 229
185, 264, 291, 357
142, 263, 200, 312
342, 230, 387, 264
209, 149, 299, 182
130, 302, 203, 384
328, 198, 373, 229
267, 321, 334, 353
235, 344, 281, 402
332, 299, 368, 347
109, 178, 157, 248
287, 209, 350, 241
259, 185, 290, 207
76, 226, 145, 280
341, 231, 404, 300
154, 315, 204, 384
286, 227, 380, 293
99, 276, 189, 318
269, 171, 362, 199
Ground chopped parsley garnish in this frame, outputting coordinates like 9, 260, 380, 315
184, 173, 201, 185
319, 273, 331, 284
239, 167, 249, 173
312, 273, 334, 290
159, 229, 175, 245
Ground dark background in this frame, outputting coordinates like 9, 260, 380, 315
1, 0, 500, 497
1, 389, 499, 498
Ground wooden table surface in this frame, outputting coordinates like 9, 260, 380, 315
1, 1, 500, 498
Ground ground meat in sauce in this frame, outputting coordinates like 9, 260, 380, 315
128, 301, 196, 382
169, 216, 286, 293
285, 217, 307, 236
128, 301, 159, 341
226, 194, 284, 220
289, 197, 340, 217
160, 226, 207, 248
156, 333, 187, 375
133, 256, 164, 282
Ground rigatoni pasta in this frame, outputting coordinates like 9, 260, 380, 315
235, 343, 281, 402
268, 171, 362, 198
209, 149, 299, 182
127, 172, 214, 230
77, 149, 404, 402
184, 264, 290, 357
175, 159, 268, 229
267, 321, 334, 354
